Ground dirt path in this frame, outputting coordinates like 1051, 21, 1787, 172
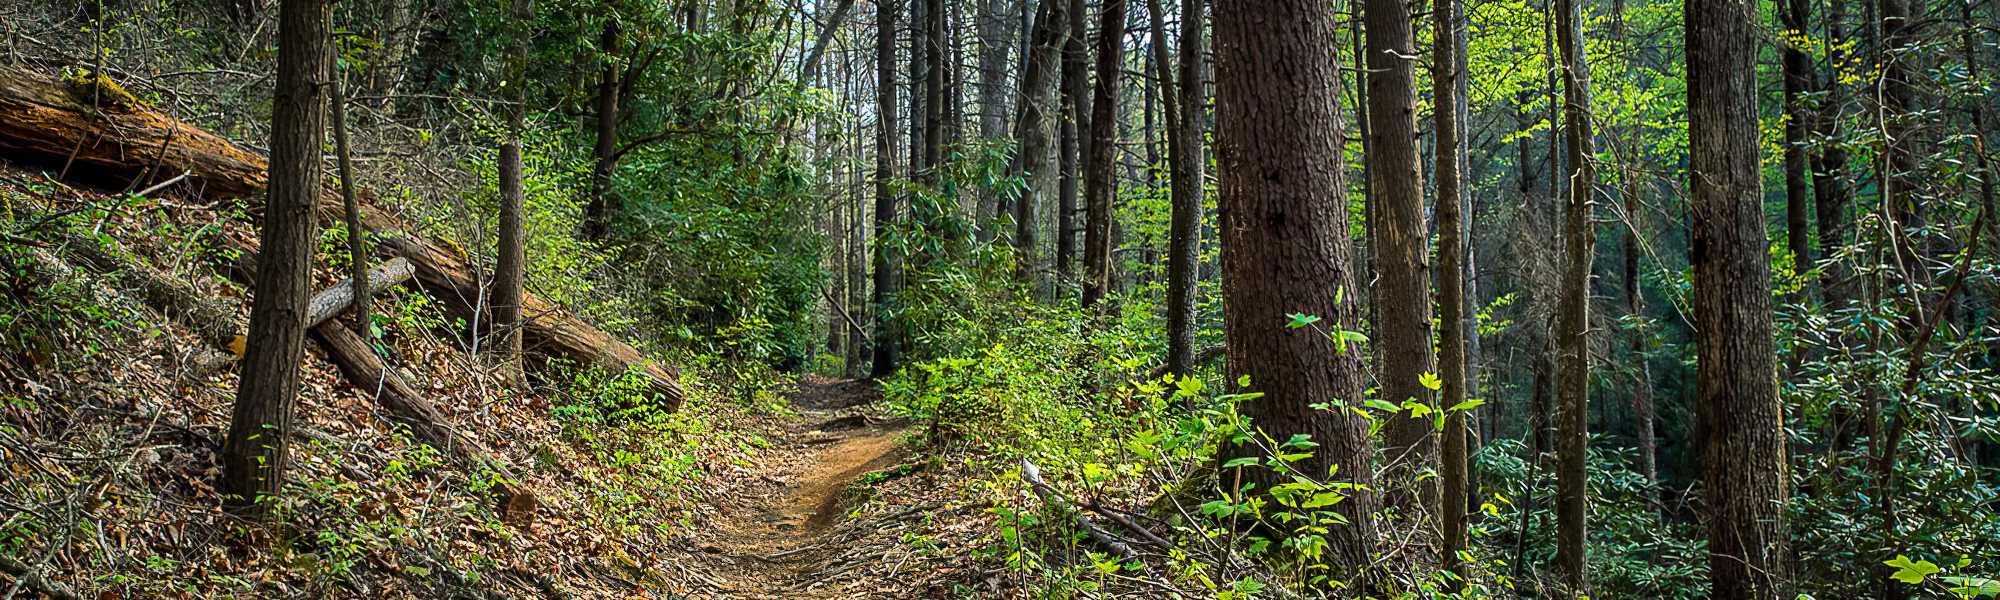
691, 379, 908, 598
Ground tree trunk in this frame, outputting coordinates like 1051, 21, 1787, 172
872, 0, 903, 377
1079, 0, 1126, 310
1056, 0, 1088, 288
1813, 0, 1854, 309
1625, 168, 1658, 505
975, 0, 1019, 242
1362, 0, 1436, 510
220, 0, 329, 519
1150, 0, 1202, 382
1432, 0, 1469, 581
0, 67, 691, 406
1689, 0, 1794, 595
923, 0, 946, 178
1011, 0, 1065, 284
1780, 0, 1813, 274
1213, 0, 1379, 582
330, 57, 371, 341
585, 19, 621, 242
493, 0, 533, 385
1552, 0, 1596, 591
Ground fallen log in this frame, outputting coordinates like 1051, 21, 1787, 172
0, 65, 686, 410
305, 257, 413, 331
310, 323, 538, 524
376, 234, 685, 405
37, 236, 536, 518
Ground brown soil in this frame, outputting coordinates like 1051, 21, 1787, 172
688, 378, 910, 598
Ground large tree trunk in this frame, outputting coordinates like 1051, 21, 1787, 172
1688, 0, 1794, 596
0, 68, 692, 408
1552, 0, 1596, 592
1363, 0, 1437, 511
1079, 0, 1127, 310
1212, 0, 1379, 582
1431, 0, 1469, 582
871, 0, 903, 378
1011, 0, 1066, 285
220, 0, 329, 520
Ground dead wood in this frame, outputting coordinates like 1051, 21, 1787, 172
0, 65, 686, 410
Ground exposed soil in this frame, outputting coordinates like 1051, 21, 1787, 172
685, 378, 912, 598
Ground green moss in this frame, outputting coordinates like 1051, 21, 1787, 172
64, 69, 141, 110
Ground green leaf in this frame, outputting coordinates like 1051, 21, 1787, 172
1419, 372, 1443, 391
1886, 555, 1941, 585
1364, 399, 1400, 413
1448, 398, 1487, 412
1286, 313, 1323, 329
1942, 576, 2000, 597
1222, 457, 1261, 469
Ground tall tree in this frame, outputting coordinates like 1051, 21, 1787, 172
584, 17, 620, 242
975, 0, 1020, 242
492, 0, 532, 384
1432, 0, 1469, 581
1056, 0, 1089, 286
330, 48, 369, 341
1149, 0, 1204, 381
1079, 0, 1127, 309
1212, 0, 1379, 582
1010, 0, 1067, 284
1688, 0, 1794, 595
1362, 0, 1436, 506
872, 0, 903, 377
1779, 0, 1812, 272
1812, 0, 1855, 309
1552, 0, 1596, 591
220, 0, 329, 518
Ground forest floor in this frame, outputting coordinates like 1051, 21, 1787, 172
669, 377, 1001, 599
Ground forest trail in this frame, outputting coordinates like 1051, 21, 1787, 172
689, 379, 910, 598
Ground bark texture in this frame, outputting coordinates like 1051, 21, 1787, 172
871, 0, 903, 377
1010, 0, 1067, 284
1153, 0, 1204, 382
1552, 0, 1596, 591
0, 67, 691, 407
220, 0, 329, 518
1432, 0, 1469, 581
1212, 0, 1378, 581
1362, 0, 1437, 508
1079, 0, 1126, 309
1688, 0, 1794, 596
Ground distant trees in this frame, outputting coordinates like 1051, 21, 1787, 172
1008, 0, 1066, 285
220, 0, 329, 518
1686, 0, 1792, 596
1211, 0, 1378, 580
